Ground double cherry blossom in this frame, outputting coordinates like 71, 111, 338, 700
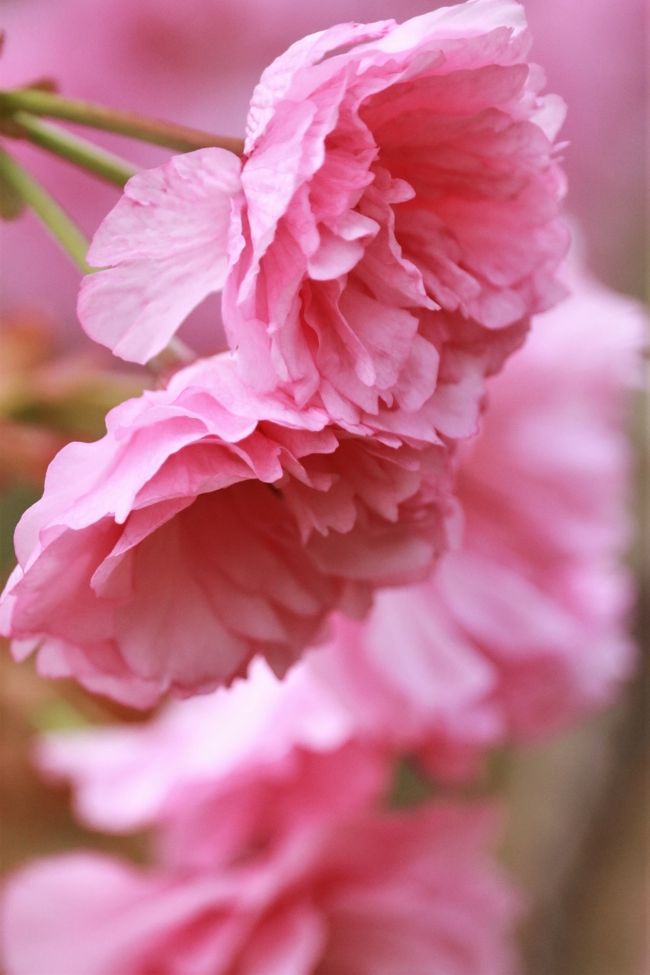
6, 266, 636, 974
0, 0, 570, 699
79, 0, 567, 438
36, 271, 642, 806
0, 355, 456, 702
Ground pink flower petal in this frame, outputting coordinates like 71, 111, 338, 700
78, 149, 242, 363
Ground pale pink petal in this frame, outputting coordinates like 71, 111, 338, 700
1, 855, 161, 975
78, 149, 242, 363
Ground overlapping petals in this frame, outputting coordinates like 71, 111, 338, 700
0, 354, 457, 704
79, 0, 567, 442
0, 2, 640, 972
1, 803, 518, 975
309, 268, 644, 755
22, 270, 642, 771
231, 0, 567, 412
36, 658, 364, 845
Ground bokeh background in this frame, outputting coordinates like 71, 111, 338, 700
0, 2, 647, 973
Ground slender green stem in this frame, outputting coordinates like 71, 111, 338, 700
7, 112, 137, 188
0, 148, 90, 272
0, 87, 245, 156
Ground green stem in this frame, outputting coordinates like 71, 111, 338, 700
0, 87, 245, 156
0, 148, 90, 272
7, 112, 137, 188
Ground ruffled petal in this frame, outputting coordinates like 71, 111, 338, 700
78, 149, 242, 363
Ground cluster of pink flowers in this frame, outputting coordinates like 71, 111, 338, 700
0, 1, 642, 972
2, 0, 569, 697
28, 268, 642, 817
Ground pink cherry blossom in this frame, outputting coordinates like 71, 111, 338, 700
311, 265, 643, 755
36, 657, 364, 844
34, 602, 497, 836
78, 0, 567, 439
36, 637, 492, 856
4, 730, 389, 974
0, 354, 457, 705
0, 0, 434, 340
445, 266, 642, 735
1, 804, 519, 975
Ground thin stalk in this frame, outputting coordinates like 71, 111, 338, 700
0, 87, 245, 156
7, 112, 137, 188
0, 148, 90, 272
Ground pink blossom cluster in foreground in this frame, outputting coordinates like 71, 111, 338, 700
0, 0, 570, 699
5, 595, 498, 975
